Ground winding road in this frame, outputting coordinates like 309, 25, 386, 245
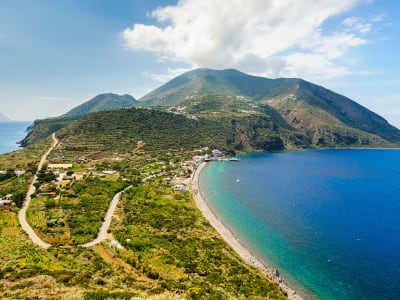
18, 133, 132, 249
18, 133, 58, 249
81, 185, 132, 248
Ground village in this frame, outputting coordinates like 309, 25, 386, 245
0, 140, 240, 248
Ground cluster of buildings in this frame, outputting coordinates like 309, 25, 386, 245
0, 170, 26, 176
0, 194, 13, 207
166, 105, 199, 120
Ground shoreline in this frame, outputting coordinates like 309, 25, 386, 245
190, 162, 303, 300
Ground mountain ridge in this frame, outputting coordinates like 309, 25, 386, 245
138, 68, 400, 145
64, 93, 138, 116
19, 68, 400, 149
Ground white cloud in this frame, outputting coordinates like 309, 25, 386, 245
342, 17, 373, 34
123, 0, 374, 81
144, 67, 193, 82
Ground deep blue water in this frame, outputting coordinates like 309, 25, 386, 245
200, 150, 400, 300
0, 121, 31, 155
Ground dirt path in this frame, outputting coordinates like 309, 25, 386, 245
81, 185, 132, 248
19, 134, 131, 250
18, 133, 58, 249
92, 244, 132, 273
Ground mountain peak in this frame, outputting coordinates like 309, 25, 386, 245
64, 93, 138, 117
138, 68, 400, 145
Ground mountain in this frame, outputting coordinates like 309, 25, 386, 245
0, 112, 11, 121
139, 68, 400, 146
139, 68, 316, 106
19, 115, 82, 147
55, 107, 305, 153
20, 68, 400, 150
20, 93, 138, 146
64, 93, 138, 116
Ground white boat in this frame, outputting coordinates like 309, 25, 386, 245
236, 178, 240, 183
229, 157, 240, 161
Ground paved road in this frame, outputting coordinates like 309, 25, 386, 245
18, 133, 58, 249
81, 185, 132, 247
18, 133, 131, 249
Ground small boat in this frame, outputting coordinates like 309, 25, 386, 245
229, 157, 240, 161
236, 178, 240, 183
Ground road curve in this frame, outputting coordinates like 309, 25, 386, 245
18, 133, 58, 249
81, 185, 132, 247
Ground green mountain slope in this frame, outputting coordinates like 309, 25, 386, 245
139, 68, 400, 146
293, 80, 400, 142
64, 93, 138, 116
139, 69, 296, 106
20, 68, 400, 149
56, 107, 303, 153
19, 93, 139, 146
19, 115, 82, 147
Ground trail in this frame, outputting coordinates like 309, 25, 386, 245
81, 185, 132, 248
18, 133, 58, 249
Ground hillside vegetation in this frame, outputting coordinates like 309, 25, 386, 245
55, 106, 303, 154
0, 130, 289, 299
139, 68, 400, 147
64, 93, 138, 117
19, 116, 82, 147
20, 68, 400, 150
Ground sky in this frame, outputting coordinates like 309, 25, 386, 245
0, 0, 399, 128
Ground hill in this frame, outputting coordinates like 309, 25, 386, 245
19, 93, 139, 146
56, 107, 302, 154
19, 115, 82, 147
20, 68, 400, 149
139, 68, 400, 146
64, 93, 138, 116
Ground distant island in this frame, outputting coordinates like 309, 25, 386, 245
0, 112, 11, 122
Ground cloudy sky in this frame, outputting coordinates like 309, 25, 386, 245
1, 0, 399, 127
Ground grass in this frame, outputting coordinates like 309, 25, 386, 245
25, 176, 128, 246
0, 137, 52, 170
111, 179, 287, 299
0, 211, 159, 299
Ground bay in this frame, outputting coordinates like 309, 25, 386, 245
0, 121, 31, 155
199, 150, 400, 299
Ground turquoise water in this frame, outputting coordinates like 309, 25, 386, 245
0, 121, 30, 155
199, 150, 400, 299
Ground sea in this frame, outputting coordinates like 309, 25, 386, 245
199, 150, 400, 300
0, 121, 31, 155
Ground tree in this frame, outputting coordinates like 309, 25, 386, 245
12, 192, 25, 208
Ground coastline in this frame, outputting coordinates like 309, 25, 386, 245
0, 121, 31, 155
191, 162, 303, 300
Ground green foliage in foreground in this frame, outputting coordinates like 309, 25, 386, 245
0, 211, 132, 299
28, 176, 128, 245
112, 181, 287, 299
67, 177, 127, 244
0, 175, 30, 208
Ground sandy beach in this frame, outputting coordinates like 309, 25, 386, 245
191, 162, 303, 300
